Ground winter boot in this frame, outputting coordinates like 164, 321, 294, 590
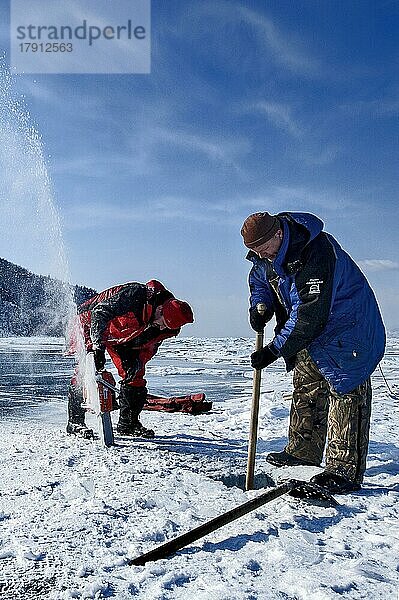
120, 421, 155, 438
66, 422, 94, 439
266, 450, 321, 468
116, 385, 155, 438
310, 471, 361, 494
66, 383, 94, 440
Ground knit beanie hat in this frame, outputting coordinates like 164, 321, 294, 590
162, 299, 194, 329
241, 212, 280, 248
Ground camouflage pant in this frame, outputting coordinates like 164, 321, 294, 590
285, 349, 372, 483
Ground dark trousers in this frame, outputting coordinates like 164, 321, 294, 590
285, 349, 372, 483
67, 382, 85, 424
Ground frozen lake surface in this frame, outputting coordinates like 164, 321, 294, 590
0, 336, 398, 599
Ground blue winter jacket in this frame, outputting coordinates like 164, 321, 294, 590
247, 212, 386, 393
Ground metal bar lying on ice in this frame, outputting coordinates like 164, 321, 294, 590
129, 479, 337, 566
129, 480, 293, 565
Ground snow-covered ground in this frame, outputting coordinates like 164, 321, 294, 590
0, 336, 398, 599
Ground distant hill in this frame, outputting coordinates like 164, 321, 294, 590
0, 257, 96, 336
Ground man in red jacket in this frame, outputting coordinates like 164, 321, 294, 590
67, 280, 194, 438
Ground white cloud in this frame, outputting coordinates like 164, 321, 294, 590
152, 127, 251, 168
181, 1, 321, 78
62, 195, 232, 230
302, 143, 342, 166
243, 101, 340, 163
51, 154, 149, 177
239, 185, 356, 213
340, 98, 399, 117
51, 124, 251, 181
237, 5, 320, 76
251, 101, 302, 137
358, 259, 399, 272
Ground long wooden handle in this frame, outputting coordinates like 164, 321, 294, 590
245, 303, 267, 491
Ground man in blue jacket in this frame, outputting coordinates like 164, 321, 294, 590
241, 211, 386, 494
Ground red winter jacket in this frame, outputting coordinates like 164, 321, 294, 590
77, 280, 179, 353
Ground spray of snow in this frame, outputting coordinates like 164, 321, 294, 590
0, 56, 75, 336
82, 351, 101, 415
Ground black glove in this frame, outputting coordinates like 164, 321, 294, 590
249, 306, 273, 333
251, 344, 279, 370
124, 357, 142, 385
93, 348, 106, 372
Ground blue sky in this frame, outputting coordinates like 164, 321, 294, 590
0, 0, 398, 336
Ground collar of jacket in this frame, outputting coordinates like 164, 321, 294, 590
272, 219, 290, 275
